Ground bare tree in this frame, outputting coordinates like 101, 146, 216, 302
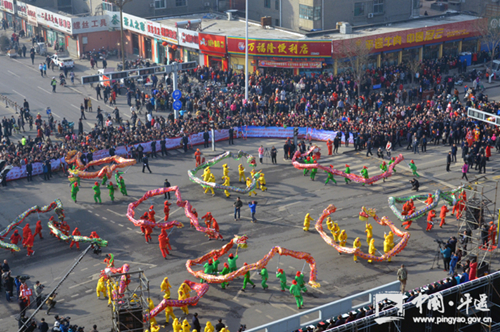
407, 58, 422, 87
334, 37, 374, 97
474, 17, 500, 76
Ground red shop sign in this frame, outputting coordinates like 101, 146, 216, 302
258, 60, 322, 68
228, 37, 332, 57
198, 33, 226, 54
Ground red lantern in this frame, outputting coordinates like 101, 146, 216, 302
172, 45, 178, 50
251, 60, 256, 65
162, 41, 167, 47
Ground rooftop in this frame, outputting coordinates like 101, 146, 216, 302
152, 12, 481, 41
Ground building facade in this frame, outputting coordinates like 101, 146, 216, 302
246, 0, 419, 31
113, 0, 218, 20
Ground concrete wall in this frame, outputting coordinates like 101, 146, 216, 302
79, 30, 121, 54
249, 0, 413, 31
121, 0, 217, 19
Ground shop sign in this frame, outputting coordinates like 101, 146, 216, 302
122, 14, 177, 44
16, 1, 27, 18
259, 60, 322, 68
1, 0, 15, 14
178, 28, 199, 50
332, 19, 482, 55
199, 33, 226, 53
72, 15, 114, 34
36, 8, 72, 34
146, 21, 177, 44
228, 37, 331, 57
27, 4, 37, 26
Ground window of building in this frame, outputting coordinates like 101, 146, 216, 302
373, 0, 384, 14
175, 0, 186, 6
155, 0, 166, 9
264, 0, 270, 8
275, 0, 279, 10
275, 18, 280, 26
299, 4, 321, 20
354, 2, 365, 16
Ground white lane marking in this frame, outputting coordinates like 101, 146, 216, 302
71, 104, 79, 109
12, 89, 25, 98
118, 224, 124, 227
106, 209, 125, 217
102, 217, 107, 220
37, 86, 52, 94
8, 70, 19, 77
71, 294, 79, 297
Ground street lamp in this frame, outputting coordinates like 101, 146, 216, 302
108, 0, 133, 69
244, 0, 249, 102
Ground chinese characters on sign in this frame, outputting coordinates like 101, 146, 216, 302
227, 38, 332, 57
332, 20, 479, 55
15, 1, 27, 18
178, 28, 199, 50
121, 14, 177, 44
72, 16, 112, 34
414, 292, 490, 316
36, 8, 72, 34
259, 60, 322, 69
1, 0, 15, 14
198, 33, 226, 53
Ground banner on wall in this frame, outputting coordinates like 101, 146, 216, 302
36, 7, 72, 34
26, 4, 37, 26
227, 37, 332, 58
5, 127, 354, 182
198, 33, 226, 54
120, 13, 177, 44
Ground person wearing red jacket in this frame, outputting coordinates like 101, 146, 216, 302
426, 210, 436, 231
70, 227, 81, 249
25, 233, 34, 256
148, 205, 156, 223
469, 259, 478, 280
164, 200, 172, 221
139, 212, 149, 234
10, 229, 21, 252
194, 149, 202, 167
202, 212, 212, 228
60, 220, 70, 237
439, 205, 450, 228
22, 224, 31, 248
190, 208, 198, 228
158, 229, 172, 259
34, 220, 43, 240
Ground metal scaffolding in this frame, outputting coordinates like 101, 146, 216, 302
110, 269, 150, 332
456, 181, 498, 276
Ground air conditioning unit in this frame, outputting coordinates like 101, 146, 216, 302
340, 22, 352, 34
368, 13, 374, 18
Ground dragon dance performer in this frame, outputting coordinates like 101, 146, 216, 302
360, 166, 370, 186
380, 161, 388, 182
344, 164, 351, 184
325, 165, 337, 185
71, 182, 79, 203
238, 164, 245, 182
222, 175, 231, 198
158, 229, 172, 259
220, 263, 230, 289
383, 231, 394, 262
388, 157, 397, 173
93, 182, 102, 204
426, 210, 436, 231
246, 177, 258, 197
295, 271, 307, 292
440, 205, 450, 228
353, 237, 361, 262
276, 268, 289, 291
241, 262, 256, 292
107, 182, 115, 202
368, 239, 376, 263
303, 157, 312, 176
164, 200, 172, 221
258, 173, 267, 191
118, 176, 128, 196
409, 160, 420, 177
69, 227, 81, 249
290, 280, 303, 309
303, 213, 314, 232
260, 267, 269, 290
34, 220, 43, 240
195, 149, 202, 167
104, 253, 115, 268
365, 222, 373, 244
327, 139, 333, 155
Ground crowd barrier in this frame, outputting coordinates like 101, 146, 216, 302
4, 126, 354, 182
245, 281, 400, 332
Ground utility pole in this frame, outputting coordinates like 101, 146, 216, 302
108, 0, 133, 69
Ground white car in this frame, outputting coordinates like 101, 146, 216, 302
50, 54, 74, 69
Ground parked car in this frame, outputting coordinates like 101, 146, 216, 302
50, 54, 74, 69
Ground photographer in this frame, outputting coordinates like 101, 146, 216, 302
46, 292, 57, 314
410, 178, 419, 191
34, 281, 44, 308
440, 242, 452, 271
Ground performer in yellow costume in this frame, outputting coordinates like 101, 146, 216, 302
222, 164, 229, 179
246, 177, 257, 197
352, 237, 361, 263
96, 277, 107, 299
303, 213, 314, 231
238, 164, 245, 182
204, 321, 215, 332
160, 276, 172, 299
147, 298, 157, 326
384, 231, 395, 262
365, 222, 373, 244
368, 238, 376, 263
258, 173, 267, 191
173, 318, 182, 332
182, 319, 191, 332
178, 282, 192, 315
338, 230, 347, 247
204, 174, 216, 196
222, 175, 231, 198
331, 221, 340, 242
250, 169, 260, 189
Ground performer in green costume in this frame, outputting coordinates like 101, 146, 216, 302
93, 181, 102, 203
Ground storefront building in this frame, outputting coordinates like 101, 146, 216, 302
198, 33, 228, 70
331, 19, 481, 75
178, 28, 202, 64
227, 37, 332, 75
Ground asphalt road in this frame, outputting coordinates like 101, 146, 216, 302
1, 39, 500, 332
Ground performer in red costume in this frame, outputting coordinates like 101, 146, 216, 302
34, 220, 43, 240
148, 205, 156, 223
439, 205, 450, 228
326, 139, 333, 155
22, 223, 31, 247
202, 212, 213, 228
10, 230, 21, 252
426, 210, 436, 231
164, 200, 172, 221
144, 225, 153, 243
424, 194, 433, 206
60, 220, 70, 237
194, 149, 202, 167
70, 227, 81, 249
139, 212, 149, 234
489, 221, 497, 246
158, 229, 172, 259
25, 232, 34, 256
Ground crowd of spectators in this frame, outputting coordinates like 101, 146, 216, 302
1, 52, 500, 176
